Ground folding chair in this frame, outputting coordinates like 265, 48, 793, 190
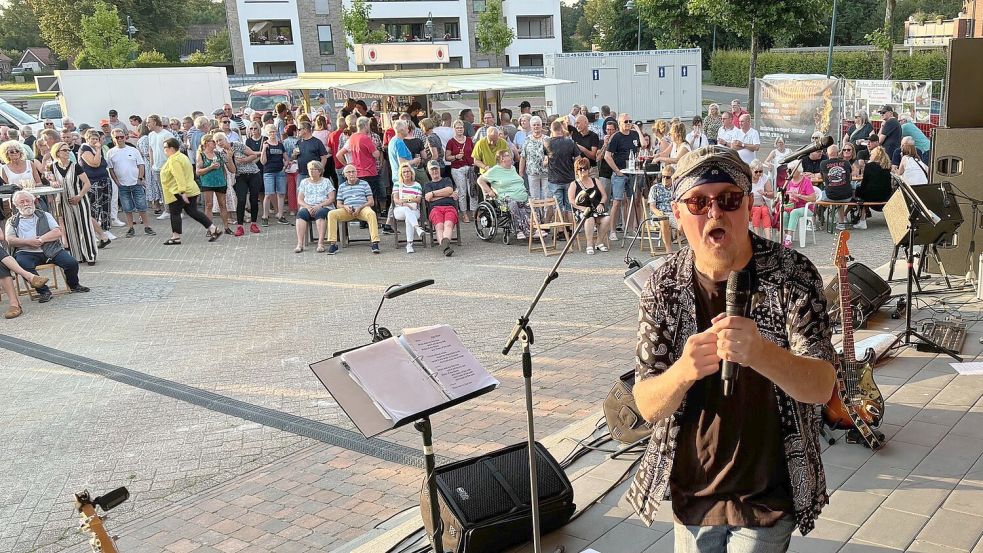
419, 196, 462, 248
528, 197, 580, 256
641, 212, 679, 256
389, 204, 428, 248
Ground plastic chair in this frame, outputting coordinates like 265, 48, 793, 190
800, 202, 817, 248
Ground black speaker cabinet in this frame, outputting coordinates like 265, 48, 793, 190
883, 184, 963, 250
421, 442, 575, 553
824, 262, 892, 329
944, 39, 983, 128
927, 127, 983, 275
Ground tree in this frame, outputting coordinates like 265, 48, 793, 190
185, 0, 227, 25
583, 0, 648, 51
0, 0, 42, 53
636, 0, 708, 49
205, 30, 231, 62
29, 0, 93, 61
74, 1, 137, 69
881, 0, 896, 78
341, 0, 386, 52
560, 0, 590, 52
689, 0, 827, 107
135, 50, 168, 64
475, 0, 515, 57
185, 51, 211, 65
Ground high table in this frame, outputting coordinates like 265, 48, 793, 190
620, 167, 660, 248
1, 186, 62, 217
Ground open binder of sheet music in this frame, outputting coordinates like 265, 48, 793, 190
339, 325, 499, 422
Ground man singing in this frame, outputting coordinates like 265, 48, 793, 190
626, 146, 836, 552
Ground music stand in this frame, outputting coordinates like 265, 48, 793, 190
311, 339, 497, 553
888, 179, 962, 361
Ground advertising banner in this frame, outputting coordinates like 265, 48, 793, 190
843, 80, 934, 123
754, 75, 843, 149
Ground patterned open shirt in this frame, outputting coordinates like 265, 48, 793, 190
625, 233, 836, 535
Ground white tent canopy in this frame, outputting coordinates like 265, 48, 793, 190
232, 68, 574, 95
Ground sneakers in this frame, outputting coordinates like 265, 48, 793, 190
97, 239, 111, 249
156, 211, 169, 220
413, 225, 425, 237
327, 244, 339, 255
406, 244, 415, 254
112, 219, 126, 227
37, 290, 53, 303
125, 227, 136, 238
249, 223, 261, 234
782, 235, 793, 248
70, 285, 90, 293
382, 224, 395, 235
609, 231, 618, 241
371, 242, 380, 254
835, 223, 848, 231
516, 232, 527, 240
234, 225, 245, 237
261, 217, 269, 227
854, 219, 867, 230
586, 247, 595, 255
144, 227, 156, 236
277, 216, 289, 225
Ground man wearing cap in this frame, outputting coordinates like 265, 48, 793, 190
877, 105, 902, 160
107, 110, 127, 134
627, 146, 836, 552
801, 132, 827, 175
518, 101, 532, 116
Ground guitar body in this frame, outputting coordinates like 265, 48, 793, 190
823, 347, 884, 429
822, 231, 886, 450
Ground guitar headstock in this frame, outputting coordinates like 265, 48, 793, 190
832, 230, 851, 269
74, 487, 128, 553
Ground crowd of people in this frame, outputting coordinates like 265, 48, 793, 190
0, 92, 934, 319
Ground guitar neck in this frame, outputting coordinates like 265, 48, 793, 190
839, 265, 856, 362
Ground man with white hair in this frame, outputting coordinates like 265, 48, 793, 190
19, 126, 35, 149
4, 190, 89, 303
388, 120, 416, 184
898, 113, 931, 163
567, 104, 581, 127
472, 126, 509, 174
61, 117, 77, 133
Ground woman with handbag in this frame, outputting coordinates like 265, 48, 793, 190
196, 133, 233, 235
160, 138, 222, 245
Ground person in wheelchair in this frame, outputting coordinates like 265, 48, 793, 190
476, 150, 533, 240
567, 157, 611, 254
423, 160, 458, 257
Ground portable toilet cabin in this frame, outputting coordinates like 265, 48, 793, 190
544, 49, 702, 122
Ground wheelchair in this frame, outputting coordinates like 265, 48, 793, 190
474, 193, 516, 244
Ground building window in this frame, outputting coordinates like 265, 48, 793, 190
475, 59, 490, 68
516, 16, 553, 39
247, 20, 294, 44
443, 21, 459, 39
253, 61, 297, 74
321, 63, 337, 71
518, 54, 543, 67
633, 63, 648, 75
318, 25, 334, 55
473, 0, 486, 13
314, 0, 329, 15
449, 57, 463, 68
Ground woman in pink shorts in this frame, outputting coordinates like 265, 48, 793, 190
749, 159, 775, 240
423, 160, 459, 256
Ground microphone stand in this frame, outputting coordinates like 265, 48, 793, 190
503, 201, 597, 553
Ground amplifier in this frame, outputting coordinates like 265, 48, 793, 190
421, 442, 575, 553
824, 262, 891, 329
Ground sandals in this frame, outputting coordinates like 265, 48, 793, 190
208, 228, 222, 242
163, 238, 182, 245
294, 246, 304, 253
316, 245, 326, 253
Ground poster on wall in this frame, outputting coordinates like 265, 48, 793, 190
845, 80, 933, 123
754, 75, 843, 149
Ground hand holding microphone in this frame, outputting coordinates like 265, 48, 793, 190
713, 270, 762, 397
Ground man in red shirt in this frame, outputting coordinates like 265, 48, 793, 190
337, 116, 384, 220
729, 99, 748, 122
326, 116, 347, 186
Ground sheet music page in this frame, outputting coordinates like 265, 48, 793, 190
341, 338, 447, 421
400, 325, 499, 399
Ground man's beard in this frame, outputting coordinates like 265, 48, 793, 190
17, 206, 35, 217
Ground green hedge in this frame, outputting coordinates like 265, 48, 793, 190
710, 49, 947, 87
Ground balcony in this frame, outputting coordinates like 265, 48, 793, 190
515, 15, 553, 39
247, 20, 294, 46
374, 19, 462, 42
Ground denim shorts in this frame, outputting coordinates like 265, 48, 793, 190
263, 171, 287, 195
297, 206, 330, 221
548, 182, 572, 212
118, 185, 148, 213
611, 174, 634, 201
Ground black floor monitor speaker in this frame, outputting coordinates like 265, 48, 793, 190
421, 442, 575, 553
824, 262, 892, 329
883, 184, 963, 249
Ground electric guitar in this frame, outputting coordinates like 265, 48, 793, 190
823, 231, 885, 450
75, 487, 129, 553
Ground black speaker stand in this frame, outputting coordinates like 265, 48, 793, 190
415, 417, 444, 553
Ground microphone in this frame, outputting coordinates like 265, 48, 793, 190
783, 136, 834, 164
384, 279, 435, 299
723, 270, 752, 398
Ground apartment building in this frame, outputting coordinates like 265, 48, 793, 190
226, 0, 562, 74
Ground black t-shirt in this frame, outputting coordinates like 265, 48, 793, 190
297, 137, 327, 176
820, 158, 853, 200
571, 130, 601, 167
246, 137, 264, 172
801, 154, 826, 175
404, 137, 425, 159
263, 141, 286, 173
546, 137, 579, 185
857, 163, 893, 204
423, 177, 456, 208
880, 118, 902, 159
608, 130, 640, 170
669, 263, 792, 527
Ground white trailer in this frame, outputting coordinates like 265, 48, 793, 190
55, 67, 232, 127
544, 49, 702, 122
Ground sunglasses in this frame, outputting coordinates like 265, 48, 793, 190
753, 170, 763, 174
843, 148, 853, 151
678, 190, 746, 216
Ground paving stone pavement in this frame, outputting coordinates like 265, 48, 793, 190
0, 214, 918, 552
